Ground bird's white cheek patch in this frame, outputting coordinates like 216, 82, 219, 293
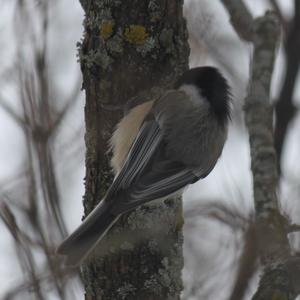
179, 84, 207, 107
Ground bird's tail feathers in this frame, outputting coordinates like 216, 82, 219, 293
56, 199, 119, 266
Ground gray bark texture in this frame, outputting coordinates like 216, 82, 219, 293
77, 0, 189, 299
221, 1, 300, 299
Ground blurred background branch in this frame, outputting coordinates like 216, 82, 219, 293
274, 0, 300, 174
222, 0, 299, 299
0, 0, 84, 299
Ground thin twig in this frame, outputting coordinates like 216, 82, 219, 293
220, 0, 254, 41
268, 0, 288, 32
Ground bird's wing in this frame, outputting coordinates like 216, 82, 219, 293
105, 119, 163, 198
105, 119, 201, 214
113, 160, 198, 214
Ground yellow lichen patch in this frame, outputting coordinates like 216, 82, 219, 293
124, 25, 148, 45
100, 20, 114, 39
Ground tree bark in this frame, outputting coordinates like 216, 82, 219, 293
77, 1, 189, 299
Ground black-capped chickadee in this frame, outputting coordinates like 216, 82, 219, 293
57, 66, 231, 266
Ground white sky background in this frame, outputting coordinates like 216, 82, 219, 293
0, 0, 299, 299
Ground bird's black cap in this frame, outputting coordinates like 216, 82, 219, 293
175, 66, 231, 124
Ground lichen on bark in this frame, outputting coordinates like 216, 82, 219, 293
78, 0, 189, 299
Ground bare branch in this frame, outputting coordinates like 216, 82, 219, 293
0, 1, 82, 298
268, 0, 289, 32
274, 0, 300, 172
0, 97, 27, 127
220, 0, 254, 41
221, 1, 298, 299
229, 224, 259, 300
51, 76, 83, 133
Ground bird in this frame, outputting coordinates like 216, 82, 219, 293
57, 66, 231, 266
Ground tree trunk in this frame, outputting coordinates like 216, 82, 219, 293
78, 0, 189, 299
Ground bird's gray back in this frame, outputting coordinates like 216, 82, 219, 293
153, 90, 227, 174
